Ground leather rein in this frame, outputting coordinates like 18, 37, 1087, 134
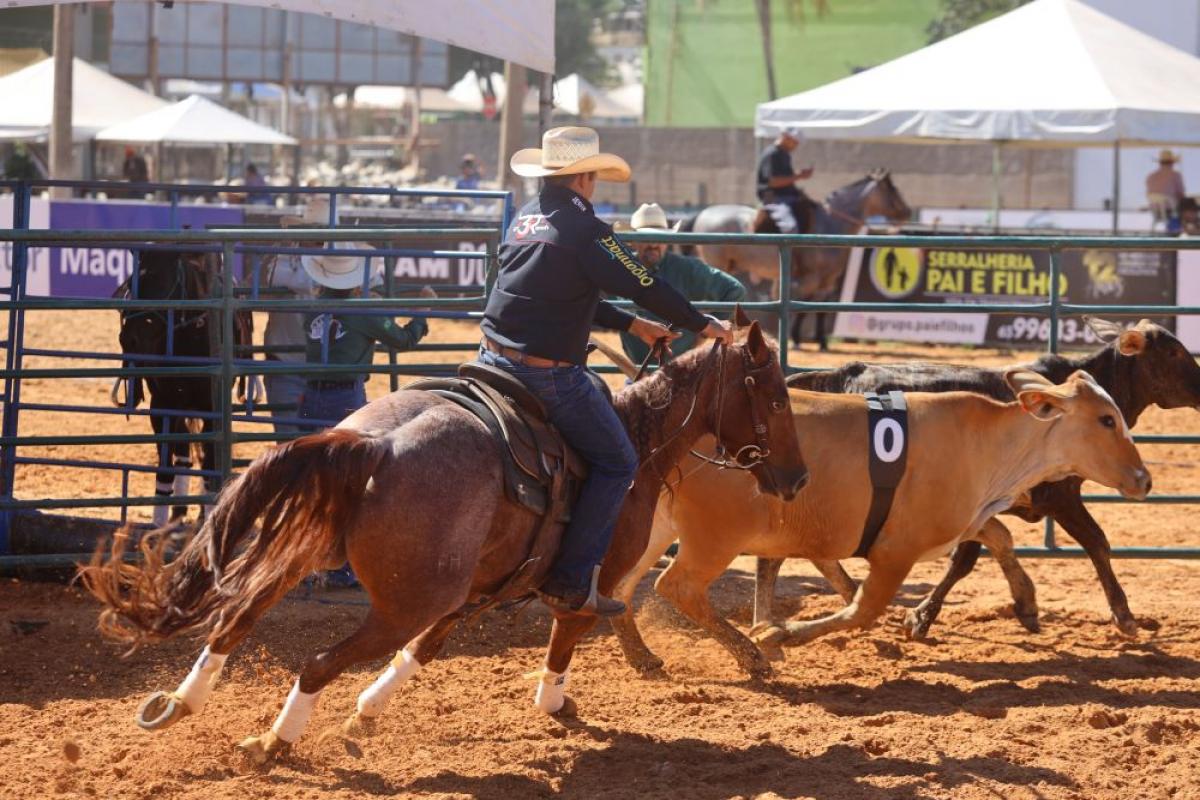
641, 337, 774, 473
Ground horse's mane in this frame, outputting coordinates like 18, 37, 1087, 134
825, 175, 873, 210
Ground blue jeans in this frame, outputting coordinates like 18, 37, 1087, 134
297, 381, 367, 432
264, 370, 306, 434
477, 348, 638, 596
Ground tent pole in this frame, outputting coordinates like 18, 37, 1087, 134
49, 3, 76, 199
1111, 141, 1121, 234
991, 141, 1002, 232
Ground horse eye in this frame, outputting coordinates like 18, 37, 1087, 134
770, 400, 786, 413
1100, 415, 1116, 429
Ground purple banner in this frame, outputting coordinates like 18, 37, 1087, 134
47, 201, 244, 298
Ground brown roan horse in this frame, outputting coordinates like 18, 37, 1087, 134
80, 320, 807, 765
683, 170, 912, 349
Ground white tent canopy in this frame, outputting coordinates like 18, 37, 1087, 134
446, 70, 638, 120
0, 57, 166, 141
95, 94, 297, 146
756, 0, 1200, 146
9, 0, 556, 73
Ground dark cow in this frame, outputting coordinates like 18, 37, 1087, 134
756, 317, 1200, 638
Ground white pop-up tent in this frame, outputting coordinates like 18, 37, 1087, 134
95, 95, 297, 146
0, 56, 166, 141
755, 0, 1200, 227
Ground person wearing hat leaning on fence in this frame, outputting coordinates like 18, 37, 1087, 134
298, 243, 435, 431
1147, 149, 1187, 231
756, 126, 814, 234
258, 199, 321, 434
480, 126, 735, 617
618, 203, 748, 367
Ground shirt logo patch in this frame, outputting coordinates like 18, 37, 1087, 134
309, 314, 346, 341
597, 235, 655, 287
512, 214, 551, 239
571, 196, 586, 211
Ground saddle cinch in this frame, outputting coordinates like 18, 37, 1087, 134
406, 363, 610, 602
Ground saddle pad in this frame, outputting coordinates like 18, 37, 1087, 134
853, 390, 909, 558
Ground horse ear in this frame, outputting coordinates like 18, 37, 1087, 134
746, 320, 771, 366
733, 304, 752, 329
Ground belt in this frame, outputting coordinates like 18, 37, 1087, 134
483, 338, 574, 369
306, 379, 359, 390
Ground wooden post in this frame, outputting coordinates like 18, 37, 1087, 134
49, 3, 76, 198
498, 61, 527, 198
408, 38, 423, 176
538, 72, 554, 136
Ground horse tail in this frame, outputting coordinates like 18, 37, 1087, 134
675, 211, 701, 256
78, 428, 389, 649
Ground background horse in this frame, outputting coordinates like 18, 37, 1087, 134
80, 323, 807, 764
680, 170, 912, 350
114, 248, 253, 525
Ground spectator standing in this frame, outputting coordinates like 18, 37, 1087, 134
1147, 149, 1187, 231
122, 146, 149, 184
244, 163, 272, 205
455, 154, 482, 190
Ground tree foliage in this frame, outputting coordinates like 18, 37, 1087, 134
925, 0, 1031, 44
448, 0, 618, 84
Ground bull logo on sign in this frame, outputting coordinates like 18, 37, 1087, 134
1083, 250, 1124, 300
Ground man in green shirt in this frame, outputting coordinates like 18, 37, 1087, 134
298, 244, 433, 430
618, 203, 748, 365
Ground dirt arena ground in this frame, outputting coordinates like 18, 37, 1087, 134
1, 312, 1199, 799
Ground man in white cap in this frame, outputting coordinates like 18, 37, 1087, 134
480, 126, 734, 617
619, 202, 747, 366
756, 126, 814, 233
1147, 149, 1187, 230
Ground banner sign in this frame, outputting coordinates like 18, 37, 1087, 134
833, 244, 1176, 348
46, 201, 244, 298
0, 196, 51, 297
378, 238, 491, 288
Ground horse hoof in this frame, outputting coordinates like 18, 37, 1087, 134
341, 713, 378, 738
551, 696, 578, 719
903, 610, 932, 641
1114, 615, 1140, 638
135, 691, 191, 731
750, 624, 788, 650
237, 730, 288, 767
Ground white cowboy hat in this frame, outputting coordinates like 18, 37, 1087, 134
631, 202, 671, 232
302, 242, 378, 290
510, 126, 631, 182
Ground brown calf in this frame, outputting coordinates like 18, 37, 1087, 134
611, 371, 1150, 677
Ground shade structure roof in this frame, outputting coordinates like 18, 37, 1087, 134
756, 0, 1200, 146
95, 95, 297, 146
5, 0, 556, 73
0, 57, 167, 141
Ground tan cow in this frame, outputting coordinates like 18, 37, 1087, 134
610, 370, 1151, 678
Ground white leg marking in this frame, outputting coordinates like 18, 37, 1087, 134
174, 646, 228, 714
356, 649, 421, 718
152, 484, 171, 527
172, 459, 192, 502
533, 668, 568, 715
271, 680, 321, 744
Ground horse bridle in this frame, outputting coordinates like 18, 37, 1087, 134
642, 336, 776, 473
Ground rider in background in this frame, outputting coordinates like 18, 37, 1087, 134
480, 126, 734, 617
618, 202, 747, 366
756, 126, 814, 233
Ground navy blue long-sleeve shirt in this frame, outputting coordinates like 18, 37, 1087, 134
481, 185, 708, 364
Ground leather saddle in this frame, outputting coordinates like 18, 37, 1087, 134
407, 362, 595, 521
406, 362, 605, 611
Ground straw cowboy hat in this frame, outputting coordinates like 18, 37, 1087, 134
630, 203, 671, 232
293, 196, 379, 290
1157, 149, 1181, 164
510, 126, 631, 182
